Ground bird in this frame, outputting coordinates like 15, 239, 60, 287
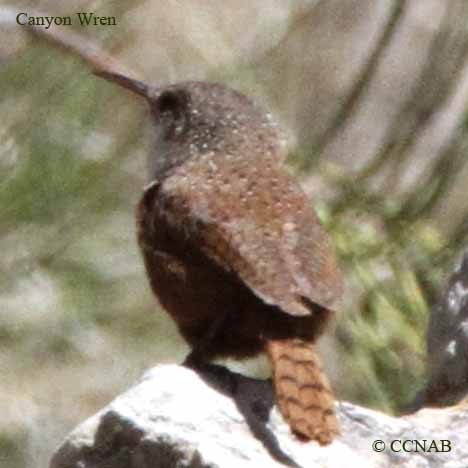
95, 70, 343, 445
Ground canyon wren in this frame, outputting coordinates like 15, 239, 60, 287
96, 71, 343, 445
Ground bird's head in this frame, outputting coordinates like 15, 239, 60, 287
95, 71, 287, 179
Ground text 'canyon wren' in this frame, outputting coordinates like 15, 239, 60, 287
96, 71, 343, 445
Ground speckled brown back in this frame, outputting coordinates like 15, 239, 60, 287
157, 147, 342, 317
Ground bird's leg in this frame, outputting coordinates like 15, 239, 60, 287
182, 313, 300, 467
182, 310, 240, 396
183, 311, 230, 368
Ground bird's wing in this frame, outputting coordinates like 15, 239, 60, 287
155, 157, 342, 316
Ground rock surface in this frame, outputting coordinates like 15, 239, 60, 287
50, 365, 468, 468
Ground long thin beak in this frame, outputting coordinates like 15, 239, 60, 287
94, 70, 150, 99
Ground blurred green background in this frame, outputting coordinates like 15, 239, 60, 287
2, 1, 468, 466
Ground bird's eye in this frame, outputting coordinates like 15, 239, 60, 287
156, 90, 189, 139
158, 90, 186, 116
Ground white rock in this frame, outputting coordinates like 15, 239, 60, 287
50, 364, 468, 468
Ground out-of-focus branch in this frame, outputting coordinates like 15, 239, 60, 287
315, 0, 407, 155
355, 2, 463, 182
0, 6, 138, 80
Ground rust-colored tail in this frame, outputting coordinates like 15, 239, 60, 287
266, 338, 339, 445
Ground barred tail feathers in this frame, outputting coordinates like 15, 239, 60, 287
266, 338, 339, 445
